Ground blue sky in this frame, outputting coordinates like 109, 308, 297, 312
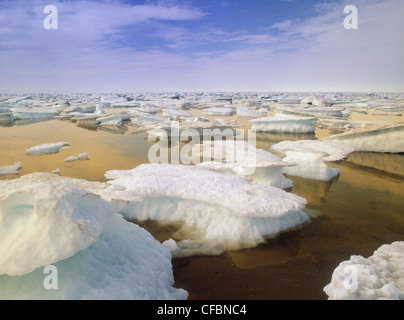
0, 0, 403, 93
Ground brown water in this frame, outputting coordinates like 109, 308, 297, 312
1, 108, 403, 300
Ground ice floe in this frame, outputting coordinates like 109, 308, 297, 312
193, 140, 294, 189
64, 153, 90, 162
250, 115, 316, 133
105, 164, 309, 256
324, 241, 404, 300
26, 142, 70, 155
0, 173, 186, 299
324, 123, 404, 153
0, 162, 22, 176
270, 140, 355, 181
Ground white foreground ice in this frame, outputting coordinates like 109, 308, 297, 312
0, 173, 187, 300
270, 140, 355, 181
193, 140, 294, 189
324, 241, 404, 300
105, 164, 309, 256
250, 116, 316, 133
26, 142, 69, 155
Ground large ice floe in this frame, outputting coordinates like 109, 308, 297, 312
324, 123, 404, 153
105, 164, 309, 257
270, 140, 355, 181
250, 115, 316, 133
193, 140, 294, 189
25, 142, 70, 155
324, 242, 404, 300
0, 173, 187, 300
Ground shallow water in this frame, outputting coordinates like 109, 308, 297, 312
0, 109, 403, 300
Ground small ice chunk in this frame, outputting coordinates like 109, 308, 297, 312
64, 153, 90, 162
0, 163, 22, 176
26, 142, 69, 155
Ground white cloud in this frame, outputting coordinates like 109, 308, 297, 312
0, 0, 403, 92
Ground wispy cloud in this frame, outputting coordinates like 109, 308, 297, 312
0, 0, 403, 92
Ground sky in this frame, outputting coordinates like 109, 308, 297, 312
0, 0, 403, 93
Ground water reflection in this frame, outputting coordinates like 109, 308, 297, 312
343, 152, 404, 179
288, 174, 339, 207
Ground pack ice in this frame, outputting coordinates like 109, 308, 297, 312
0, 173, 187, 300
250, 115, 316, 133
324, 123, 404, 153
324, 242, 404, 300
270, 140, 355, 181
193, 140, 294, 189
105, 164, 309, 256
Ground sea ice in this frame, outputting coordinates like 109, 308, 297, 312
105, 164, 309, 256
270, 140, 355, 181
202, 107, 234, 116
0, 162, 22, 176
64, 153, 90, 162
193, 140, 294, 189
11, 107, 60, 120
324, 123, 404, 153
324, 241, 404, 300
0, 173, 186, 299
250, 116, 316, 133
26, 142, 69, 155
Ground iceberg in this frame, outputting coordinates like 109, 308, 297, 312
250, 116, 316, 133
0, 162, 22, 176
105, 164, 309, 256
0, 173, 187, 300
270, 140, 355, 181
324, 241, 404, 300
324, 123, 404, 153
26, 142, 69, 155
193, 140, 294, 189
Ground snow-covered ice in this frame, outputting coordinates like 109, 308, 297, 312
64, 153, 90, 162
250, 116, 316, 133
324, 241, 404, 300
271, 140, 356, 162
324, 123, 404, 153
26, 142, 69, 155
0, 173, 187, 300
202, 107, 234, 116
0, 162, 22, 176
105, 164, 309, 256
193, 140, 294, 189
270, 140, 355, 181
